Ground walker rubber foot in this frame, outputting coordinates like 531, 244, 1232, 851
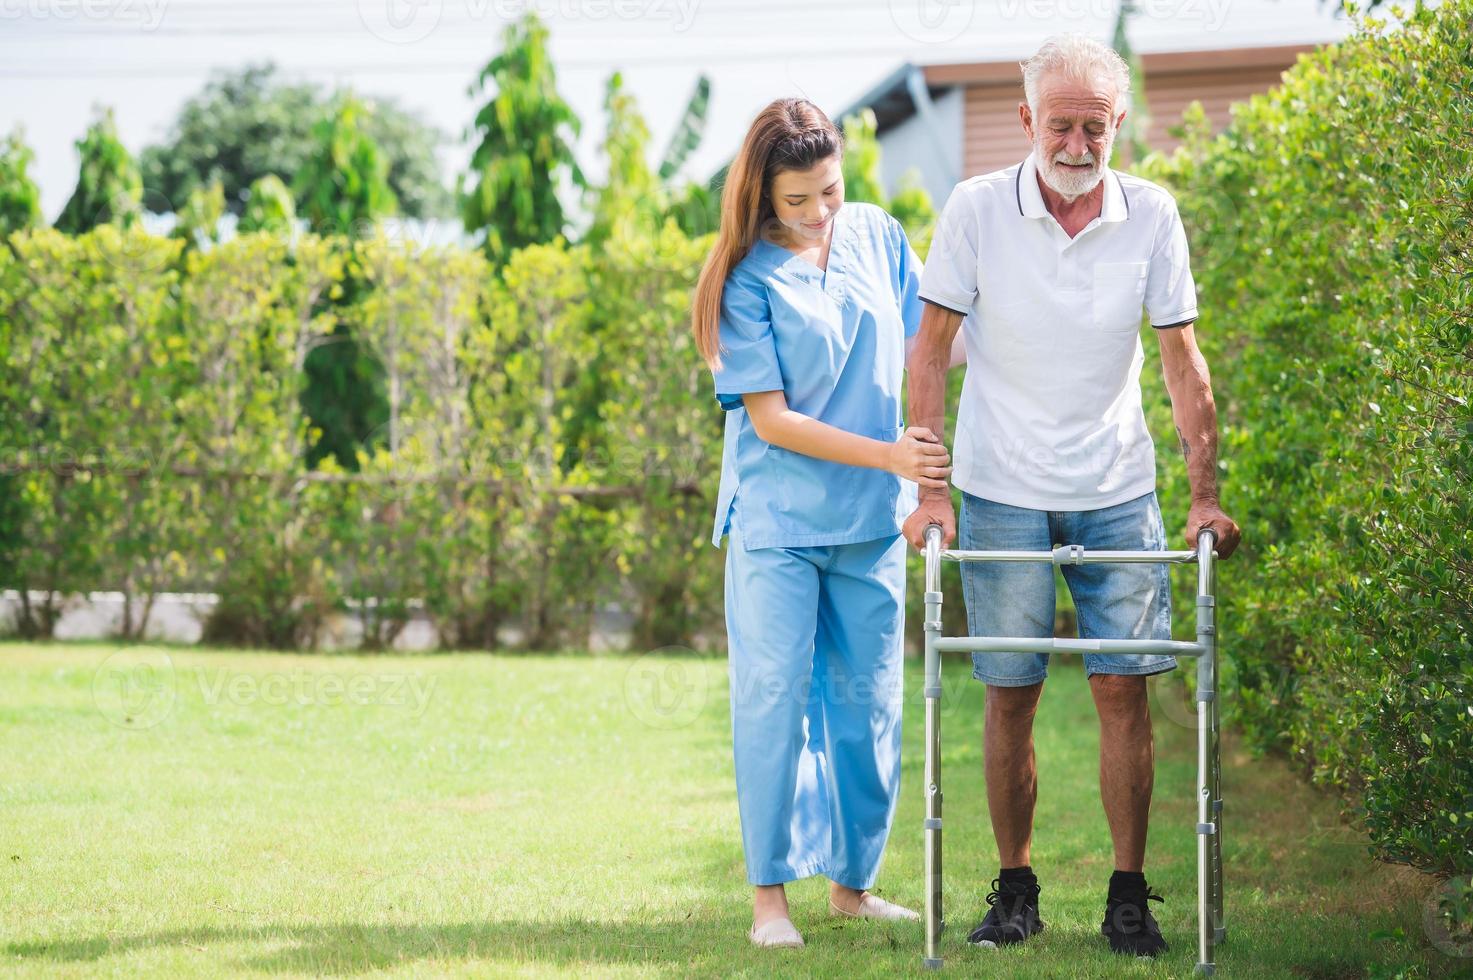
923, 958, 943, 970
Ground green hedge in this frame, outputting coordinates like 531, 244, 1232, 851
1137, 2, 1472, 877
0, 225, 722, 651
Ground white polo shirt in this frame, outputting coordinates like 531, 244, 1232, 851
918, 151, 1199, 512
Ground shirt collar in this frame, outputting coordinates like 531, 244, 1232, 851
757, 205, 849, 282
1015, 150, 1129, 224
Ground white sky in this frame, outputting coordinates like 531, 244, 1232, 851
1, 0, 1351, 221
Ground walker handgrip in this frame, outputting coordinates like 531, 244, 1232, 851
923, 524, 943, 593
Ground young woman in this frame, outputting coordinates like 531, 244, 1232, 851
691, 98, 957, 949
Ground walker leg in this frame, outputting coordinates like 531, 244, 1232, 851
1212, 688, 1225, 945
923, 526, 945, 969
1195, 530, 1218, 973
924, 693, 943, 969
919, 529, 1225, 970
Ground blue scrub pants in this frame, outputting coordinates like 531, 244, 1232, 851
724, 518, 907, 889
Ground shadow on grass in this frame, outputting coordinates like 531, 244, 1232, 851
6, 915, 918, 975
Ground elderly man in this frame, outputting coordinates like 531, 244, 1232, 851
903, 34, 1242, 958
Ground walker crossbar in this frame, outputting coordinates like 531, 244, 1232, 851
934, 638, 1206, 657
919, 525, 1224, 974
944, 547, 1204, 565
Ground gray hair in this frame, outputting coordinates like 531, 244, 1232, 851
1020, 34, 1132, 117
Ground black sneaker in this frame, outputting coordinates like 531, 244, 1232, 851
967, 875, 1045, 948
1101, 876, 1168, 957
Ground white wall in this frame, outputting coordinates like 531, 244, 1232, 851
878, 87, 964, 211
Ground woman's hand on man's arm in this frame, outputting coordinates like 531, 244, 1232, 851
740, 390, 951, 490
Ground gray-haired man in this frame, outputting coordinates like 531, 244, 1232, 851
903, 34, 1242, 958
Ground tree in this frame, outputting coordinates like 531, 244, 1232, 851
55, 108, 142, 234
355, 97, 454, 221
585, 71, 662, 247
841, 108, 888, 205
138, 63, 451, 220
1112, 0, 1153, 165
657, 74, 710, 181
840, 108, 936, 246
460, 13, 582, 267
0, 127, 43, 236
294, 95, 396, 471
237, 174, 296, 236
887, 173, 937, 254
173, 179, 226, 249
293, 95, 398, 236
666, 180, 720, 240
0, 127, 43, 596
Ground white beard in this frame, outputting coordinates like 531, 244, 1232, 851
1035, 135, 1114, 200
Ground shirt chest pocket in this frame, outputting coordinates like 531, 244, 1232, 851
1092, 261, 1149, 333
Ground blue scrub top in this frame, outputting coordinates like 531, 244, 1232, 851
709, 202, 924, 550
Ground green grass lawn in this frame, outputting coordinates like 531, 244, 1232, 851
0, 640, 1460, 977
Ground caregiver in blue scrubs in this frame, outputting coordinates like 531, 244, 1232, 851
691, 97, 954, 950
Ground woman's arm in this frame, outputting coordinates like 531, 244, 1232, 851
740, 389, 951, 490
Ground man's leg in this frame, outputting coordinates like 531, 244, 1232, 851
1088, 673, 1153, 872
985, 680, 1044, 867
1058, 490, 1175, 956
959, 492, 1054, 865
958, 491, 1053, 947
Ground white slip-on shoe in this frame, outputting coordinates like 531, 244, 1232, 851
748, 916, 805, 948
830, 893, 922, 921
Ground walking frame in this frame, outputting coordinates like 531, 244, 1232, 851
920, 524, 1225, 973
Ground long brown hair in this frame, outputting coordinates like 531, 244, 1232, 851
692, 98, 844, 372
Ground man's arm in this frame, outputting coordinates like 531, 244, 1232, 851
905, 323, 968, 368
901, 300, 967, 549
1157, 323, 1242, 558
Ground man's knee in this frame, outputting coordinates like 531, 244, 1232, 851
1090, 674, 1151, 730
985, 680, 1044, 725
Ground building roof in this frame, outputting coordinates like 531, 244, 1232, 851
922, 42, 1315, 87
708, 42, 1316, 187
837, 43, 1317, 132
832, 62, 949, 135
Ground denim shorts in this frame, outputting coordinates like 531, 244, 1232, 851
959, 489, 1176, 686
